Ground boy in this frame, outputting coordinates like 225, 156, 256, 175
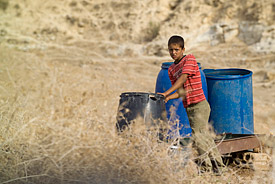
159, 35, 225, 174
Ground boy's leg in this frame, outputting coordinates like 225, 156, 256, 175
186, 100, 225, 172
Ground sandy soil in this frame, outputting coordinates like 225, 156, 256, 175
0, 0, 274, 183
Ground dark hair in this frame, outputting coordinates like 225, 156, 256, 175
168, 35, 184, 48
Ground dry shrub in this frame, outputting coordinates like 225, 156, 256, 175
0, 95, 192, 183
0, 47, 274, 184
0, 0, 8, 11
0, 52, 194, 184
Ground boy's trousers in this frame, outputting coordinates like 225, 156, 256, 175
186, 100, 224, 170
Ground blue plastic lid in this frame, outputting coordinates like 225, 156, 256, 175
161, 62, 173, 69
162, 62, 202, 69
203, 69, 253, 80
197, 62, 201, 69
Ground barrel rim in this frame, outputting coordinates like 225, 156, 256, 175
203, 68, 253, 80
161, 62, 173, 69
120, 92, 164, 99
161, 62, 202, 69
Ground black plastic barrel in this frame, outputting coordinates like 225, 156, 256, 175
155, 62, 208, 137
116, 92, 167, 137
203, 69, 254, 134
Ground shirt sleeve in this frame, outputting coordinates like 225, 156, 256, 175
181, 54, 197, 76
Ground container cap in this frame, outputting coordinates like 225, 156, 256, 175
162, 62, 202, 69
197, 62, 201, 69
161, 62, 173, 69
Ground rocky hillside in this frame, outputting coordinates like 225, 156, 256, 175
0, 0, 274, 56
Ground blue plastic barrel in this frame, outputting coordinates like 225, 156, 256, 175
203, 69, 254, 134
198, 63, 208, 100
155, 62, 208, 137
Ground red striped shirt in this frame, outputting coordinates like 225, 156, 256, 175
168, 54, 206, 108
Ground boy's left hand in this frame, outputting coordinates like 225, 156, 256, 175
157, 92, 166, 97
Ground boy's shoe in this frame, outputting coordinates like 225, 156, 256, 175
213, 166, 228, 176
197, 167, 212, 175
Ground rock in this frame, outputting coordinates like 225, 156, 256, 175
238, 21, 264, 45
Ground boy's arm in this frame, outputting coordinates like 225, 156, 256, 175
165, 91, 179, 102
162, 73, 188, 97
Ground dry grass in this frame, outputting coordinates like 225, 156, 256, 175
0, 46, 274, 184
0, 47, 188, 183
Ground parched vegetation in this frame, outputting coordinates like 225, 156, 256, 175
0, 46, 273, 183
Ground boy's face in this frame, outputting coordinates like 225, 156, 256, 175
168, 43, 185, 62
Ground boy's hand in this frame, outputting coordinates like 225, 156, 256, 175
164, 96, 170, 103
157, 92, 169, 103
157, 92, 167, 97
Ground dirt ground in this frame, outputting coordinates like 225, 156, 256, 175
0, 40, 274, 183
0, 0, 275, 183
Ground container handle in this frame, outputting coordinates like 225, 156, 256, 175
149, 94, 157, 101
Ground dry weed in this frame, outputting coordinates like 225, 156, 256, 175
0, 47, 273, 184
